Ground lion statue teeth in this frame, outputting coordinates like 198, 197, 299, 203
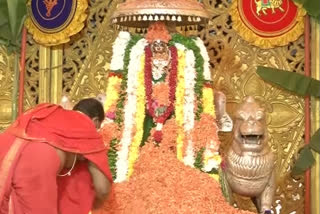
224, 96, 275, 214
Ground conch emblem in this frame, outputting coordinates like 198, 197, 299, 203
43, 0, 58, 17
255, 0, 285, 16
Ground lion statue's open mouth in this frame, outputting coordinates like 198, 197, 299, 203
240, 134, 264, 144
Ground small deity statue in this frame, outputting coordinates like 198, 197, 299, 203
150, 39, 171, 81
223, 96, 275, 214
214, 91, 233, 132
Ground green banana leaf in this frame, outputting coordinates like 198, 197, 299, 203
257, 66, 320, 175
292, 146, 315, 175
257, 66, 320, 98
292, 0, 320, 21
0, 0, 27, 52
309, 128, 320, 153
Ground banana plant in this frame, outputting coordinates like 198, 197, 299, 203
292, 0, 320, 21
0, 0, 27, 53
0, 0, 27, 120
257, 66, 320, 175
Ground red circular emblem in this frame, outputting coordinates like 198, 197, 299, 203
238, 0, 298, 37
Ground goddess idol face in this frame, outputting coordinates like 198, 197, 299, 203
151, 40, 168, 54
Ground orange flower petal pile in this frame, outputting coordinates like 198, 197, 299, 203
191, 113, 220, 152
94, 120, 254, 214
100, 123, 121, 149
152, 83, 170, 106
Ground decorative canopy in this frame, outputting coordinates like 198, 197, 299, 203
111, 0, 210, 28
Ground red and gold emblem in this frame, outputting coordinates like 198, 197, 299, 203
230, 0, 306, 49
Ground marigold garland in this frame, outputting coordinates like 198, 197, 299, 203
104, 75, 122, 113
174, 48, 186, 161
202, 86, 216, 117
127, 55, 146, 178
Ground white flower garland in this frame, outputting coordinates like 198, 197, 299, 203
115, 38, 148, 182
203, 149, 220, 172
110, 31, 131, 71
183, 49, 196, 132
174, 43, 197, 167
194, 37, 211, 81
183, 49, 197, 167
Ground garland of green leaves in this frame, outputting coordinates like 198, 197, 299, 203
194, 147, 219, 175
194, 147, 205, 170
169, 34, 205, 120
114, 34, 143, 125
108, 138, 119, 180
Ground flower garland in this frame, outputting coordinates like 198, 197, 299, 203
194, 37, 211, 81
115, 38, 148, 182
202, 85, 215, 117
144, 45, 178, 143
104, 74, 122, 115
108, 138, 119, 180
100, 121, 121, 180
115, 34, 143, 125
127, 54, 146, 178
194, 37, 216, 118
174, 47, 186, 161
110, 31, 131, 71
182, 48, 197, 167
171, 36, 220, 173
183, 49, 196, 132
169, 34, 205, 120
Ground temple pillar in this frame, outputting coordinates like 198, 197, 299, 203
39, 45, 63, 104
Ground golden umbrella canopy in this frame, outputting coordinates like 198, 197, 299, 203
111, 0, 210, 28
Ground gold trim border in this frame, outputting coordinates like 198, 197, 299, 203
230, 1, 306, 49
